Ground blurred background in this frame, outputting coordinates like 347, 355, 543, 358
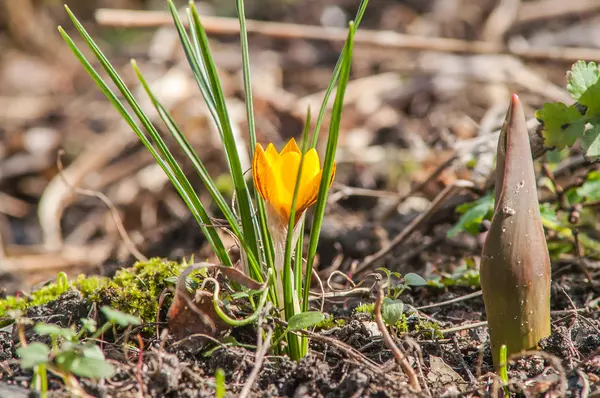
1, 0, 598, 293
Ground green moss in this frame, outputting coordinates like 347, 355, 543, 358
354, 302, 375, 314
0, 274, 73, 317
0, 258, 186, 324
352, 302, 441, 336
414, 319, 443, 339
391, 314, 409, 333
104, 258, 185, 323
315, 314, 347, 330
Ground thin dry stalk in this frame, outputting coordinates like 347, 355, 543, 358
56, 150, 147, 262
95, 9, 600, 63
238, 327, 273, 398
416, 291, 483, 311
374, 288, 421, 392
356, 180, 474, 275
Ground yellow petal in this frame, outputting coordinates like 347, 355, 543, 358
252, 144, 276, 201
300, 149, 321, 187
276, 151, 302, 205
296, 162, 336, 215
265, 143, 279, 165
328, 161, 337, 188
296, 170, 322, 215
280, 138, 301, 155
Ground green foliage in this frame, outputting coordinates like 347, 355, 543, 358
376, 268, 428, 300
16, 310, 137, 395
499, 344, 509, 397
567, 61, 599, 99
448, 194, 494, 237
413, 319, 443, 339
101, 306, 141, 327
315, 314, 347, 330
536, 60, 600, 159
355, 302, 375, 314
215, 368, 226, 398
566, 170, 600, 204
427, 260, 481, 289
536, 102, 583, 150
0, 258, 184, 325
105, 259, 184, 324
287, 311, 325, 331
382, 298, 404, 324
18, 343, 51, 369
0, 272, 73, 318
60, 0, 369, 361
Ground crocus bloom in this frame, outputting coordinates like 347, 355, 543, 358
252, 138, 334, 227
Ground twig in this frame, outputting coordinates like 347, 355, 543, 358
0, 191, 30, 218
136, 334, 146, 398
440, 321, 488, 335
95, 9, 600, 63
356, 180, 475, 275
238, 327, 273, 398
378, 155, 458, 222
451, 335, 477, 384
374, 288, 421, 392
481, 0, 521, 43
273, 318, 382, 373
416, 290, 483, 310
440, 306, 598, 335
56, 150, 147, 262
329, 183, 403, 204
516, 0, 600, 25
309, 287, 372, 301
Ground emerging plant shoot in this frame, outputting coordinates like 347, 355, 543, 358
480, 94, 551, 368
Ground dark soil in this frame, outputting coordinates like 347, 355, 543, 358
3, 0, 600, 397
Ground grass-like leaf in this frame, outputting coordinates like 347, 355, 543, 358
303, 22, 356, 313
58, 9, 231, 267
132, 61, 262, 279
186, 3, 262, 265
310, 0, 369, 148
282, 109, 312, 359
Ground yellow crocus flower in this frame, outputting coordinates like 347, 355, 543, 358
252, 138, 335, 226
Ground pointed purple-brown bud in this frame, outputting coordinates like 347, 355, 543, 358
480, 94, 551, 368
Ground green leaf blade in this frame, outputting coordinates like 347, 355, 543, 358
535, 102, 584, 150
17, 343, 50, 369
382, 298, 404, 324
567, 60, 599, 100
288, 311, 326, 331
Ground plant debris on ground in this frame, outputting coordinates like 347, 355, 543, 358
1, 0, 600, 397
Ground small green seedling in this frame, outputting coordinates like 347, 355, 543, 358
375, 268, 427, 325
215, 368, 226, 398
499, 344, 509, 398
17, 306, 141, 396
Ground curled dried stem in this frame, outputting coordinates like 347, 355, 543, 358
374, 288, 421, 392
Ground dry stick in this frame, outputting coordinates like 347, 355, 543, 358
374, 288, 421, 392
440, 307, 597, 335
451, 335, 477, 384
416, 290, 483, 311
95, 9, 600, 63
56, 150, 148, 262
441, 321, 489, 335
517, 0, 600, 25
379, 155, 458, 222
272, 318, 382, 373
238, 327, 273, 398
481, 0, 521, 43
356, 180, 475, 275
329, 183, 403, 204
